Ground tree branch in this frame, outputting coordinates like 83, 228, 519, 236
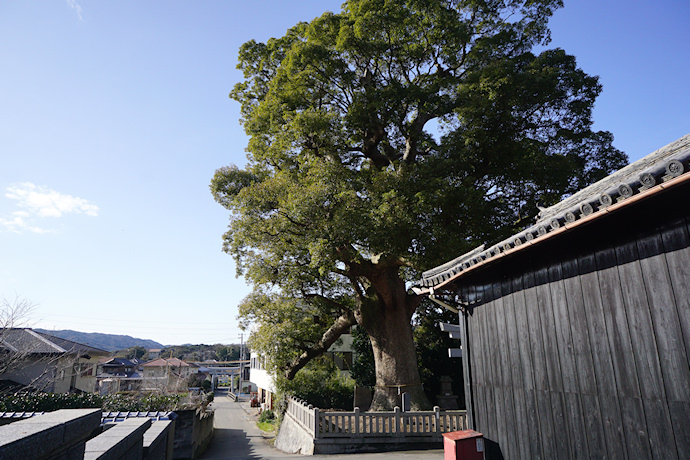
283, 310, 357, 380
302, 293, 348, 314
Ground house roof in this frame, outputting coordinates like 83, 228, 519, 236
97, 370, 143, 379
142, 357, 192, 367
0, 328, 108, 356
419, 133, 690, 289
100, 357, 137, 367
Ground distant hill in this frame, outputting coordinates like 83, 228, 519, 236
34, 329, 163, 352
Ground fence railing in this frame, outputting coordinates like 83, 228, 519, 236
285, 397, 467, 440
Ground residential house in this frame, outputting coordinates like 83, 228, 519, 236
0, 328, 108, 393
147, 348, 162, 359
324, 332, 354, 377
249, 353, 274, 409
250, 332, 355, 410
418, 134, 690, 459
96, 357, 143, 394
141, 357, 197, 392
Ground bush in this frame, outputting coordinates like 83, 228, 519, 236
0, 392, 103, 412
258, 409, 275, 423
276, 356, 355, 410
102, 393, 184, 412
0, 391, 186, 412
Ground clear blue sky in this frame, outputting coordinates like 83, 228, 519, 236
1, 1, 688, 346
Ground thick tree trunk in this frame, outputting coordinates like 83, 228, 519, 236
354, 262, 431, 411
367, 312, 431, 411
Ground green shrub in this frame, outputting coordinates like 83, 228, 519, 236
0, 391, 186, 412
0, 392, 103, 412
258, 409, 275, 423
276, 356, 355, 410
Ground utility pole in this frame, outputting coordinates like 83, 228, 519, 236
238, 333, 244, 394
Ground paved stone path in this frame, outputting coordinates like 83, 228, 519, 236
198, 390, 445, 460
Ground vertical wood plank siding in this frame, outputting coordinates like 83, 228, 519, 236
456, 189, 690, 460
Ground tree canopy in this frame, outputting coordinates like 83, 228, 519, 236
212, 0, 627, 410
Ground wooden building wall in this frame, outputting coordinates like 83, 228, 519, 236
454, 183, 690, 460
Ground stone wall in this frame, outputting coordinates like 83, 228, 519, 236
172, 409, 214, 459
0, 409, 101, 460
0, 409, 175, 460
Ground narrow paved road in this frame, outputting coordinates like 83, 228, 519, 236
198, 391, 293, 460
198, 390, 444, 460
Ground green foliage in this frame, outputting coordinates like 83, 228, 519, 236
212, 0, 628, 394
257, 409, 277, 434
159, 344, 241, 362
413, 302, 465, 408
101, 393, 184, 412
217, 345, 240, 361
117, 346, 147, 360
0, 392, 185, 412
257, 420, 278, 432
187, 372, 207, 389
258, 409, 276, 423
350, 326, 375, 389
0, 392, 103, 412
276, 356, 355, 410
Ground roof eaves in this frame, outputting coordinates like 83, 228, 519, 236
420, 134, 690, 289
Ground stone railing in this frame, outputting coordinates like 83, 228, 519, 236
278, 397, 467, 454
0, 408, 175, 460
286, 396, 466, 439
286, 397, 318, 436
316, 405, 466, 438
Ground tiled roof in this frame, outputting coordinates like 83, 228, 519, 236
420, 133, 690, 288
97, 371, 143, 379
142, 357, 191, 367
0, 411, 176, 425
101, 411, 175, 424
0, 328, 108, 355
100, 357, 137, 367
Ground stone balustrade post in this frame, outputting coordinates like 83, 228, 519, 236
434, 406, 441, 435
394, 406, 402, 437
313, 407, 320, 439
354, 407, 361, 438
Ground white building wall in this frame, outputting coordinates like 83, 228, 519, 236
249, 352, 275, 393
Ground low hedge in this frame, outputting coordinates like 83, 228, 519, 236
0, 391, 187, 412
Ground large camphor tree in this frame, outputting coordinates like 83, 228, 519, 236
211, 0, 627, 410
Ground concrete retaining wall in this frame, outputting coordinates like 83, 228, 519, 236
275, 410, 316, 455
172, 410, 214, 459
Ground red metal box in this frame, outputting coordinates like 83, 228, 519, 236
442, 430, 485, 460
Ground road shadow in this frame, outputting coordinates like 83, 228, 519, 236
198, 428, 264, 460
